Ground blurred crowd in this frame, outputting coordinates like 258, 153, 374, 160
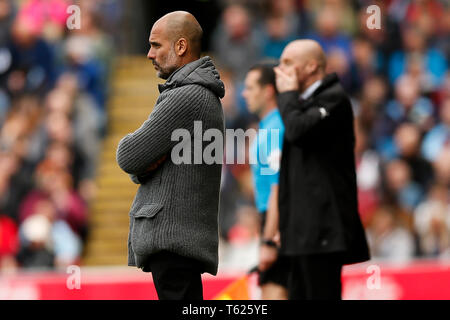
214, 0, 450, 268
0, 0, 120, 273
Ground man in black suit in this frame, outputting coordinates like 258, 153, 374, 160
271, 39, 370, 299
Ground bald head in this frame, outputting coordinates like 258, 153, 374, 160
148, 11, 203, 79
278, 39, 327, 91
284, 40, 327, 72
154, 11, 203, 58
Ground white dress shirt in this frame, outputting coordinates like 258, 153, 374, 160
300, 79, 323, 100
299, 79, 329, 119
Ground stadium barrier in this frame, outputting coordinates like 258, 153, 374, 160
1, 260, 450, 300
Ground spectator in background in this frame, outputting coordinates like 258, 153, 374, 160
211, 4, 262, 82
366, 205, 415, 262
434, 7, 450, 62
422, 98, 450, 163
17, 0, 69, 44
433, 145, 450, 188
7, 14, 55, 95
0, 0, 15, 119
349, 36, 381, 95
29, 103, 91, 191
308, 7, 353, 88
374, 76, 435, 159
92, 0, 123, 50
43, 83, 100, 190
259, 0, 300, 59
359, 0, 401, 75
17, 197, 82, 269
355, 75, 388, 135
414, 184, 450, 257
306, 0, 357, 36
394, 123, 434, 192
62, 35, 106, 112
65, 0, 115, 110
19, 160, 87, 243
73, 2, 115, 84
0, 96, 40, 157
0, 0, 15, 45
16, 201, 54, 269
388, 24, 447, 91
382, 158, 424, 212
400, 0, 445, 43
0, 151, 32, 222
355, 118, 381, 226
439, 73, 450, 106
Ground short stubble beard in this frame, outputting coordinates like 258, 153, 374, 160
156, 48, 179, 80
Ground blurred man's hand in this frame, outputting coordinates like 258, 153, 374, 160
274, 66, 298, 93
259, 243, 278, 272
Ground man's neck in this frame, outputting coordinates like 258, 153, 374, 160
259, 101, 277, 119
179, 55, 200, 67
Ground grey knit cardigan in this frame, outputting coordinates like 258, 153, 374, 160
116, 56, 225, 275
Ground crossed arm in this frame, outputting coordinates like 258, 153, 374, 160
116, 87, 201, 183
128, 155, 168, 184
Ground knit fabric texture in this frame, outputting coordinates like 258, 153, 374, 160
116, 56, 225, 275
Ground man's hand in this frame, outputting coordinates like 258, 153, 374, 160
259, 243, 278, 272
130, 154, 167, 184
145, 154, 167, 172
274, 66, 299, 93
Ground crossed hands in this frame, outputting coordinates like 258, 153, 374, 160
258, 232, 281, 272
145, 154, 167, 172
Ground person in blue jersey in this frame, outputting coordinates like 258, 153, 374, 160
242, 63, 288, 300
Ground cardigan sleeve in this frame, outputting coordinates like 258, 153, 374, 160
116, 86, 203, 175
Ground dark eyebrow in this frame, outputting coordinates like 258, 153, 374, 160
149, 41, 161, 47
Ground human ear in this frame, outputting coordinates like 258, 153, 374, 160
306, 60, 318, 75
264, 85, 276, 99
175, 38, 188, 56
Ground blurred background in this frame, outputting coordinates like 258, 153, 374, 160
0, 0, 449, 299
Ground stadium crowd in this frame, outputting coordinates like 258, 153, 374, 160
0, 0, 449, 274
0, 0, 118, 272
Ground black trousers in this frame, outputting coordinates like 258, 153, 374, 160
288, 253, 343, 300
146, 251, 204, 300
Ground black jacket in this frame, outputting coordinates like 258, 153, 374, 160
277, 73, 370, 265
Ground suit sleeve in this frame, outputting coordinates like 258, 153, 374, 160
277, 89, 344, 143
116, 87, 203, 175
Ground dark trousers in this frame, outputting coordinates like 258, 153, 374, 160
147, 251, 203, 300
288, 253, 343, 300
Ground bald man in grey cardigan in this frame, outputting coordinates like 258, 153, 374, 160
116, 11, 225, 300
